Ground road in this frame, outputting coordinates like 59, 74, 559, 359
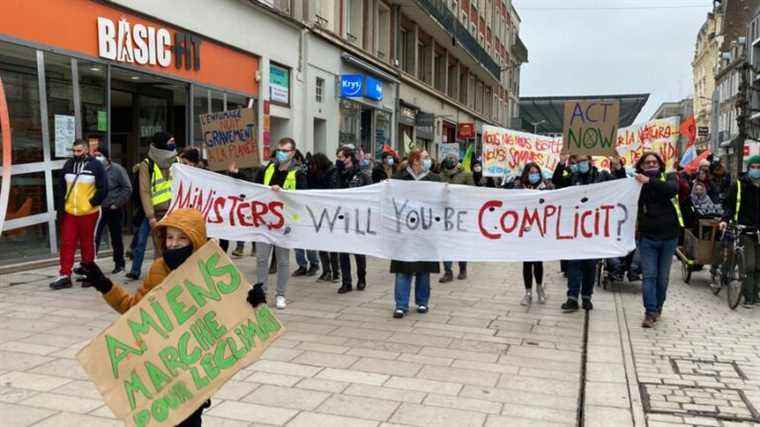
0, 253, 758, 426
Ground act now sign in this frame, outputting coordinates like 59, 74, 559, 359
563, 100, 620, 157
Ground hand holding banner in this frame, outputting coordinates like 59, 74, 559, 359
77, 241, 284, 427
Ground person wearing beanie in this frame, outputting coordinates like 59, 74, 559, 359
126, 132, 177, 281
721, 155, 760, 308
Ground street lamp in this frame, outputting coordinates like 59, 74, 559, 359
530, 119, 547, 134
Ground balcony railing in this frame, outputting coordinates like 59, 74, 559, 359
414, 0, 501, 80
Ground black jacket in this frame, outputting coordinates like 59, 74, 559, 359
337, 166, 372, 189
638, 172, 680, 240
552, 163, 610, 188
308, 167, 338, 190
722, 175, 760, 227
389, 169, 441, 275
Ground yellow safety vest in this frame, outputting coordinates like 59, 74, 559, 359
263, 163, 297, 190
661, 174, 684, 228
735, 181, 742, 222
148, 160, 172, 206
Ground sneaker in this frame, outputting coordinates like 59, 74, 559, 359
306, 265, 320, 277
457, 270, 467, 280
292, 266, 307, 277
125, 272, 140, 281
337, 284, 352, 294
561, 299, 579, 313
744, 302, 754, 309
417, 305, 428, 314
330, 272, 340, 283
642, 314, 655, 328
653, 308, 662, 322
536, 285, 546, 304
357, 279, 366, 291
438, 271, 454, 283
582, 299, 594, 311
49, 276, 72, 290
520, 293, 532, 306
275, 296, 286, 310
111, 266, 124, 274
393, 309, 405, 319
231, 248, 245, 258
317, 271, 331, 282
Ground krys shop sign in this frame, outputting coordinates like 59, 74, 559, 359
97, 17, 202, 71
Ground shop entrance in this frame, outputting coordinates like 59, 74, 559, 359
109, 67, 187, 174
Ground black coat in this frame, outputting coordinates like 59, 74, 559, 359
389, 169, 441, 275
638, 172, 680, 240
723, 175, 760, 227
552, 163, 610, 188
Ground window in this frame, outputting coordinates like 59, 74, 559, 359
45, 52, 76, 160
418, 32, 433, 84
0, 43, 43, 164
447, 57, 458, 99
344, 0, 362, 46
377, 3, 391, 60
316, 77, 324, 103
459, 68, 468, 105
434, 47, 446, 92
400, 24, 415, 74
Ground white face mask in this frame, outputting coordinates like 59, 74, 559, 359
95, 155, 107, 164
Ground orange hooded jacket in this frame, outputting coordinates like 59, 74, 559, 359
103, 208, 207, 314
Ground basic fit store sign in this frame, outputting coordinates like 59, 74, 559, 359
0, 0, 258, 95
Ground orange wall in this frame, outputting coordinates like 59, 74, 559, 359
0, 0, 259, 96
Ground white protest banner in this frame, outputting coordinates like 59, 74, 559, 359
615, 117, 680, 171
438, 143, 460, 160
77, 241, 284, 427
170, 165, 640, 262
482, 126, 562, 178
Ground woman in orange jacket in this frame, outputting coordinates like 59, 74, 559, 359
80, 208, 266, 427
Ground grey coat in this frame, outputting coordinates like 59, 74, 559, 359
102, 162, 132, 208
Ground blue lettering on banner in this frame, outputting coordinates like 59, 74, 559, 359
204, 124, 256, 148
364, 76, 383, 101
340, 74, 363, 98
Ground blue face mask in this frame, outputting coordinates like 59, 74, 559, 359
275, 150, 290, 164
422, 158, 432, 172
578, 161, 590, 174
359, 159, 369, 168
569, 164, 579, 174
749, 168, 760, 179
166, 143, 176, 151
528, 172, 541, 185
385, 157, 394, 166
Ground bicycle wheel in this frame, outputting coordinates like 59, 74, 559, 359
681, 261, 691, 284
727, 248, 744, 310
595, 261, 605, 289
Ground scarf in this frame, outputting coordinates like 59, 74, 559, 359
148, 145, 177, 169
690, 188, 721, 216
406, 166, 429, 181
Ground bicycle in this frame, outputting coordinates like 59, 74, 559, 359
710, 224, 757, 310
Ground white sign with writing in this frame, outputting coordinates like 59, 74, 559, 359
54, 114, 75, 158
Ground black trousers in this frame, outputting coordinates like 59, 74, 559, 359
319, 251, 339, 275
522, 262, 544, 290
339, 253, 366, 286
176, 400, 210, 427
95, 206, 125, 268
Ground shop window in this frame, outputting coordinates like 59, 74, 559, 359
3, 172, 47, 220
79, 61, 107, 149
226, 93, 249, 111
316, 77, 324, 104
192, 86, 210, 147
44, 52, 76, 160
0, 42, 43, 164
339, 100, 361, 147
375, 110, 391, 159
0, 222, 50, 264
211, 90, 225, 113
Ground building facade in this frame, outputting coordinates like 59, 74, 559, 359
746, 4, 760, 152
692, 11, 721, 150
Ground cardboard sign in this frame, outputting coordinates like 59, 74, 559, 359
482, 126, 562, 178
200, 108, 259, 171
438, 143, 460, 160
615, 117, 679, 171
77, 241, 284, 427
563, 100, 620, 156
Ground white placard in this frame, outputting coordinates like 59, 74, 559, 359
170, 165, 641, 262
54, 114, 75, 158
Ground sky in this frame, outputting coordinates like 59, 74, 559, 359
512, 0, 713, 124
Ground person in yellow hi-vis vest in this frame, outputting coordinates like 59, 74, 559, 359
126, 132, 177, 281
634, 152, 682, 328
254, 137, 307, 310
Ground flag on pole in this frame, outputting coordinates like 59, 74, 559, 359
680, 116, 697, 146
683, 150, 711, 174
462, 144, 474, 173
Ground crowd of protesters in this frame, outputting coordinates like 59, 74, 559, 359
50, 132, 755, 334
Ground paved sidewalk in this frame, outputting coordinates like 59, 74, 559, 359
609, 266, 760, 427
0, 253, 589, 426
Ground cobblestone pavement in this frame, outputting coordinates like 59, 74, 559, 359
612, 264, 760, 427
1, 252, 759, 426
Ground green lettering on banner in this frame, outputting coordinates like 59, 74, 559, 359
190, 366, 209, 390
204, 311, 228, 340
227, 336, 249, 360
200, 353, 221, 381
158, 346, 185, 378
185, 277, 221, 308
134, 409, 150, 427
106, 334, 144, 379
200, 253, 241, 294
167, 285, 197, 327
123, 369, 153, 411
128, 308, 169, 351
151, 396, 169, 422
145, 360, 172, 393
213, 338, 236, 370
178, 331, 201, 365
149, 296, 175, 333
256, 305, 282, 335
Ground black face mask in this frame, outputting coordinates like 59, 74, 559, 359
163, 245, 194, 270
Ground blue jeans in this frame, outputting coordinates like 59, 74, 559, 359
567, 259, 595, 300
394, 273, 430, 312
129, 218, 152, 277
443, 261, 467, 273
295, 248, 319, 268
639, 237, 678, 314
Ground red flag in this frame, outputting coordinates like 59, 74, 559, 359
683, 150, 711, 174
680, 116, 696, 147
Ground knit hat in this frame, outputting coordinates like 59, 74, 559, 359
747, 155, 760, 168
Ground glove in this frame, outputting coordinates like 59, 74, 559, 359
247, 283, 266, 308
82, 262, 113, 294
